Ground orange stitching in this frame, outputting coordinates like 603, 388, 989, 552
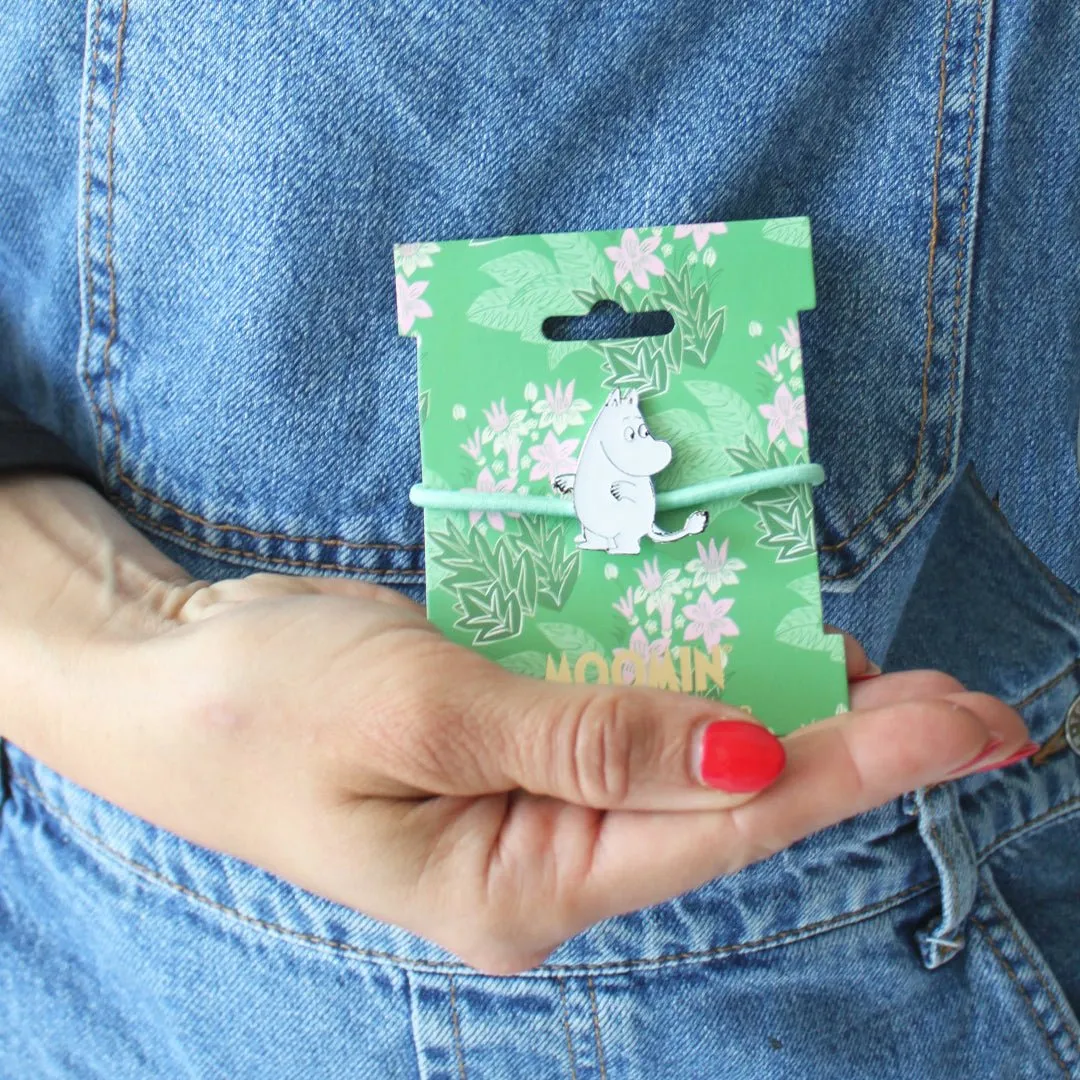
941, 0, 984, 488
79, 0, 106, 475
448, 974, 467, 1080
983, 891, 1080, 1056
969, 915, 1072, 1076
1010, 660, 1080, 712
122, 502, 424, 575
819, 0, 955, 557
556, 976, 579, 1080
85, 0, 423, 559
976, 794, 1080, 863
10, 770, 933, 972
586, 976, 608, 1080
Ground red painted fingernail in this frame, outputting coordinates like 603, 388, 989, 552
945, 738, 1004, 776
972, 741, 1039, 774
697, 720, 786, 793
849, 672, 882, 683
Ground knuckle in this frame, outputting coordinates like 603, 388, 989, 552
558, 691, 638, 807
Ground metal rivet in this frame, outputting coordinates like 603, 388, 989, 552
1066, 695, 1080, 757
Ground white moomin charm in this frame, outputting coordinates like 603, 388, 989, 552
552, 389, 708, 555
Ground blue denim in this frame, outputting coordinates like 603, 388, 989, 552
2, 0, 1080, 1076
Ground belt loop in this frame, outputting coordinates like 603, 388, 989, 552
911, 782, 979, 969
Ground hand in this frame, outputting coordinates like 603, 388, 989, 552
1, 476, 1032, 974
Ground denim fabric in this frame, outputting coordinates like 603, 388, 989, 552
2, 0, 1080, 1076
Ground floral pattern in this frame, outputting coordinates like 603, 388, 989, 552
682, 592, 739, 649
604, 229, 666, 289
395, 275, 432, 333
531, 379, 591, 434
674, 222, 728, 251
759, 383, 807, 448
686, 538, 747, 592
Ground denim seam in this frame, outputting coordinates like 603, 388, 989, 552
586, 976, 608, 1079
555, 976, 579, 1080
823, 0, 987, 582
79, 0, 107, 478
122, 504, 425, 578
820, 0, 957, 562
447, 973, 467, 1080
968, 912, 1074, 1076
80, 0, 425, 569
403, 971, 426, 1079
982, 887, 1080, 1057
9, 769, 935, 975
976, 793, 1080, 865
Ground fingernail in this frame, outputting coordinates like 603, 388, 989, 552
971, 741, 1039, 775
696, 720, 786, 793
849, 661, 882, 683
945, 738, 1004, 777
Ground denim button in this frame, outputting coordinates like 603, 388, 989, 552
1066, 695, 1080, 757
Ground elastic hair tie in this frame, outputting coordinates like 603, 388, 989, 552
409, 462, 825, 517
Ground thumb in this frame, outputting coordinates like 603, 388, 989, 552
480, 669, 787, 811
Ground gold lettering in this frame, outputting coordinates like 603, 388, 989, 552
677, 646, 693, 692
693, 647, 726, 692
648, 649, 680, 691
612, 648, 647, 686
545, 653, 572, 683
574, 651, 610, 685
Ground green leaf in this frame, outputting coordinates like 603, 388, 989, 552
418, 389, 430, 425
775, 605, 832, 651
467, 287, 539, 334
656, 432, 734, 488
762, 217, 811, 248
480, 250, 558, 289
684, 382, 765, 449
543, 233, 610, 288
537, 622, 604, 659
647, 408, 712, 441
787, 573, 821, 604
499, 651, 551, 678
454, 584, 524, 645
755, 501, 815, 562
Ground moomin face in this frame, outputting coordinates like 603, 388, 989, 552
592, 392, 673, 478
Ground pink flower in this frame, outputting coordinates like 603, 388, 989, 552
686, 537, 747, 592
780, 317, 801, 351
531, 379, 591, 434
605, 229, 666, 289
757, 345, 781, 379
759, 384, 807, 447
395, 275, 432, 333
460, 428, 484, 462
465, 467, 515, 531
529, 432, 579, 482
674, 222, 728, 251
613, 586, 636, 621
779, 317, 803, 372
682, 591, 739, 650
618, 628, 670, 685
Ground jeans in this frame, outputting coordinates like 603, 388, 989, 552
1, 0, 1079, 1075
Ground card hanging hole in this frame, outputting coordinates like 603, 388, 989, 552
541, 299, 674, 343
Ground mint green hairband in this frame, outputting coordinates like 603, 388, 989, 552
409, 462, 825, 517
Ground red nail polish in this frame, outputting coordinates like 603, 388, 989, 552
849, 672, 882, 683
946, 738, 1004, 776
697, 720, 786, 793
972, 741, 1039, 774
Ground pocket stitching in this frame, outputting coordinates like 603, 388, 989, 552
822, 0, 986, 581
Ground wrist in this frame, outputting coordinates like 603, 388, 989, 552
0, 473, 191, 758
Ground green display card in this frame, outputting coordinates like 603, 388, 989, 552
395, 220, 848, 733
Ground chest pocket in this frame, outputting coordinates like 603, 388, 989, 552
76, 1, 989, 588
